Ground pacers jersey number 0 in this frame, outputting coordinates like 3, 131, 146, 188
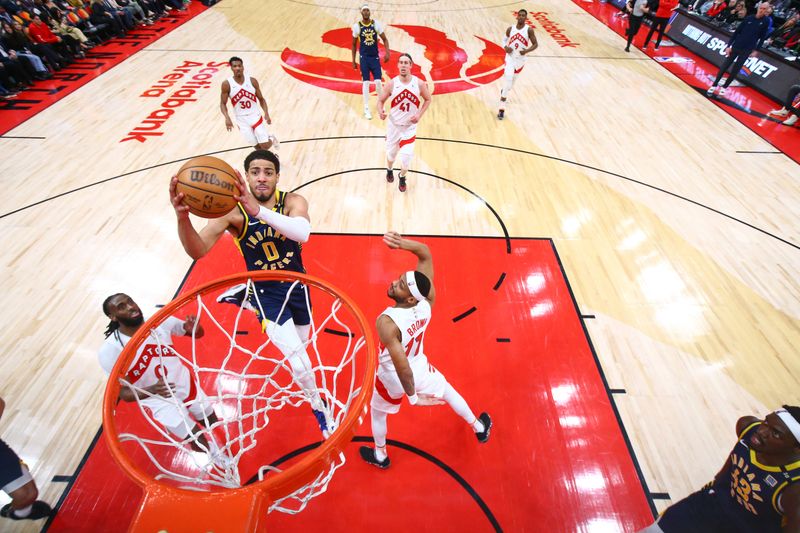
235, 190, 305, 273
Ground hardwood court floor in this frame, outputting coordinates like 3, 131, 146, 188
0, 0, 798, 530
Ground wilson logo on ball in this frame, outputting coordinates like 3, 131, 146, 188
281, 26, 505, 95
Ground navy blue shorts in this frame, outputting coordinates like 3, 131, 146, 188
251, 281, 311, 326
359, 55, 382, 81
0, 439, 25, 493
658, 488, 772, 533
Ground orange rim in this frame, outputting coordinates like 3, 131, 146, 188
102, 271, 376, 509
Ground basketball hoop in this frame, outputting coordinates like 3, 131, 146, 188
102, 271, 376, 532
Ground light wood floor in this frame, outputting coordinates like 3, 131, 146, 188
0, 0, 798, 530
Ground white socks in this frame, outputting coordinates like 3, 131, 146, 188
12, 504, 32, 518
265, 319, 321, 405
442, 383, 483, 433
371, 408, 389, 460
363, 80, 382, 109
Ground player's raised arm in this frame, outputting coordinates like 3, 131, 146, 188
169, 175, 232, 260
376, 315, 415, 397
383, 231, 435, 304
220, 80, 233, 131
232, 170, 311, 243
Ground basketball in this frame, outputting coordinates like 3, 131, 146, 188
175, 156, 239, 218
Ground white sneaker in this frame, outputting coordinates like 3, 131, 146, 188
363, 107, 372, 120
269, 133, 280, 151
717, 87, 726, 97
706, 85, 717, 96
784, 115, 798, 126
768, 108, 790, 117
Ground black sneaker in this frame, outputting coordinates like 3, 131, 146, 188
359, 446, 390, 469
398, 176, 407, 192
475, 412, 492, 443
0, 501, 52, 520
497, 109, 504, 120
217, 283, 248, 306
386, 169, 394, 183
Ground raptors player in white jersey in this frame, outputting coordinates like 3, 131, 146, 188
498, 9, 538, 120
220, 57, 278, 152
359, 232, 492, 469
98, 294, 223, 458
377, 54, 431, 193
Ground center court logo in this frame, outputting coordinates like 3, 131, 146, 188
281, 26, 505, 95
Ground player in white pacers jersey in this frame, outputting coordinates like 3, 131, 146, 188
98, 294, 223, 459
378, 54, 431, 193
359, 232, 492, 469
220, 56, 278, 152
498, 9, 538, 120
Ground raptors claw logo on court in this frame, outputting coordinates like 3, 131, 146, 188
281, 26, 505, 95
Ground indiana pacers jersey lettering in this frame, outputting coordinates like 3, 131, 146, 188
378, 299, 431, 369
507, 25, 530, 57
235, 191, 305, 274
355, 20, 381, 57
228, 75, 259, 120
712, 422, 800, 532
389, 75, 421, 126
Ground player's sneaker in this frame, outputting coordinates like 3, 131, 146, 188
768, 108, 789, 117
784, 115, 799, 126
717, 87, 726, 97
475, 412, 492, 443
398, 176, 407, 192
386, 169, 394, 183
364, 106, 372, 120
359, 446, 390, 469
497, 109, 505, 120
0, 501, 52, 520
706, 85, 717, 96
217, 284, 248, 306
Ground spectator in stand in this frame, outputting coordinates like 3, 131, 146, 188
0, 23, 51, 78
89, 0, 124, 37
767, 83, 800, 126
0, 42, 33, 89
644, 0, 680, 49
49, 9, 91, 50
765, 11, 799, 47
27, 14, 81, 60
707, 2, 772, 97
706, 0, 729, 18
625, 0, 651, 52
4, 20, 64, 70
722, 1, 748, 28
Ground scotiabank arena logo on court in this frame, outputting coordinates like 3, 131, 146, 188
281, 26, 505, 95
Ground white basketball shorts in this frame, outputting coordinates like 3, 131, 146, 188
385, 121, 417, 165
236, 114, 271, 145
371, 354, 448, 414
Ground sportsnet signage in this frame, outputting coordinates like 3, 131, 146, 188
667, 9, 800, 101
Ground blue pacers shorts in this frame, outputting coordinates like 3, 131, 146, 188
0, 439, 26, 494
657, 488, 770, 533
251, 281, 311, 326
359, 55, 382, 82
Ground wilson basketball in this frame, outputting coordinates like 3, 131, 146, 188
175, 156, 239, 218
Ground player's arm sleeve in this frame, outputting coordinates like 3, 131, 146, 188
376, 20, 384, 33
352, 23, 359, 38
256, 202, 311, 243
164, 316, 186, 337
377, 315, 415, 396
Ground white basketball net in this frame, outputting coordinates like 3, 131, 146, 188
112, 278, 368, 514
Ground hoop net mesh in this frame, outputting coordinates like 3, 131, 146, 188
104, 272, 374, 515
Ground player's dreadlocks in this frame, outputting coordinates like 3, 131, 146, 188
102, 293, 124, 338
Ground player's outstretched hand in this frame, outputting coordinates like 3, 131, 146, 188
232, 170, 260, 217
148, 379, 176, 398
169, 175, 190, 219
182, 315, 204, 337
416, 393, 445, 406
383, 231, 403, 249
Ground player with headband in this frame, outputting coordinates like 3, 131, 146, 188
639, 406, 800, 532
359, 232, 492, 469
